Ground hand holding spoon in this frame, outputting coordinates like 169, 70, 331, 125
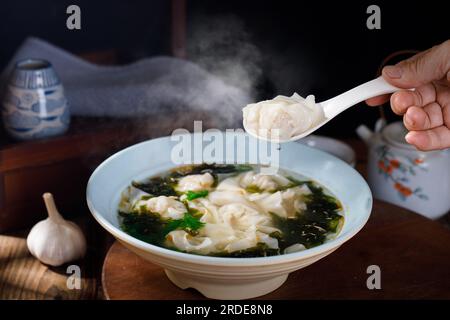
243, 76, 403, 142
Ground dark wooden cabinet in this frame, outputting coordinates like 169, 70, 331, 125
0, 112, 214, 232
0, 118, 139, 231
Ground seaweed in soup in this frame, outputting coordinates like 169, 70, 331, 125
302, 181, 343, 233
172, 163, 253, 177
119, 207, 205, 245
132, 164, 253, 196
132, 177, 177, 197
271, 182, 343, 249
119, 164, 344, 257
119, 211, 166, 246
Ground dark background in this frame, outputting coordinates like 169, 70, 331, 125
1, 0, 448, 137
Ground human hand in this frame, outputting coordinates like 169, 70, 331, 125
366, 40, 450, 151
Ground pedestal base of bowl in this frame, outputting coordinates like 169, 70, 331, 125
165, 269, 288, 300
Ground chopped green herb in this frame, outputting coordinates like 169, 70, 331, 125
163, 212, 205, 236
186, 190, 209, 201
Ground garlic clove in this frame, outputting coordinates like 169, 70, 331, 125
27, 193, 87, 267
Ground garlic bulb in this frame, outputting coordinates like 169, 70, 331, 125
27, 193, 87, 267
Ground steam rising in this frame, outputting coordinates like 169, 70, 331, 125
0, 15, 264, 138
186, 14, 263, 128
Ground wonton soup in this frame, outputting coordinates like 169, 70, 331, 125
118, 164, 344, 257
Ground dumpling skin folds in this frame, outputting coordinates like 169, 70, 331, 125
120, 187, 187, 220
176, 172, 214, 192
208, 190, 255, 208
166, 230, 214, 254
166, 201, 281, 254
243, 93, 325, 141
120, 162, 345, 259
224, 236, 257, 253
122, 170, 319, 255
201, 203, 280, 253
215, 176, 244, 192
239, 171, 291, 192
139, 196, 186, 220
253, 185, 311, 219
218, 203, 271, 231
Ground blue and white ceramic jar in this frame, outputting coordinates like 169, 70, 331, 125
2, 59, 70, 140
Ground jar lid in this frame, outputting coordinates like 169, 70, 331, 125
381, 121, 415, 150
10, 59, 60, 89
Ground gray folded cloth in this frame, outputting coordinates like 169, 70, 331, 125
1, 37, 251, 128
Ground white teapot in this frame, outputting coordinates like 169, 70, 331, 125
357, 119, 450, 220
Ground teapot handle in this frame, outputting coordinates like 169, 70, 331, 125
374, 118, 386, 133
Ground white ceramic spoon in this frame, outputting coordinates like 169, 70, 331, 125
244, 76, 402, 143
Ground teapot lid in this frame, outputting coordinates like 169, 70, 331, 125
382, 122, 415, 150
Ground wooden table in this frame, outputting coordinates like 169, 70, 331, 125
1, 135, 449, 299
102, 200, 450, 300
0, 226, 97, 299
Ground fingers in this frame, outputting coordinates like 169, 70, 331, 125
443, 100, 450, 128
366, 94, 390, 106
403, 103, 444, 131
390, 83, 437, 115
367, 41, 450, 151
367, 40, 449, 108
382, 40, 450, 88
390, 91, 418, 115
405, 126, 450, 151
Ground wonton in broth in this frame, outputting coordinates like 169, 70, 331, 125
118, 164, 344, 257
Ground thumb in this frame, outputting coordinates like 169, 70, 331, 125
382, 40, 450, 89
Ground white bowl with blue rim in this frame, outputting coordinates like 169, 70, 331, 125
87, 131, 372, 299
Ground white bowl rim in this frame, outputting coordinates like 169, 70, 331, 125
87, 133, 372, 267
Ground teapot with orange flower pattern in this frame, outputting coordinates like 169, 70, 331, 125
357, 119, 450, 220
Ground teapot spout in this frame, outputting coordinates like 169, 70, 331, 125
356, 125, 374, 145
